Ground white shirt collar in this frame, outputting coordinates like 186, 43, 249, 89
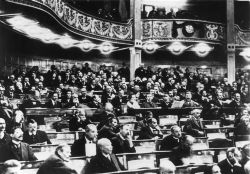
227, 158, 234, 168
0, 132, 4, 139
85, 136, 93, 144
28, 131, 37, 136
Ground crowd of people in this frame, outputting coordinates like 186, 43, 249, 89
142, 7, 199, 19
0, 62, 249, 173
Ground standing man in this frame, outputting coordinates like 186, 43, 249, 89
37, 144, 77, 174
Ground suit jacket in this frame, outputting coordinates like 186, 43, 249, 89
0, 132, 11, 147
0, 141, 37, 162
46, 99, 62, 108
137, 126, 163, 140
23, 130, 51, 145
183, 116, 204, 137
69, 117, 91, 131
84, 153, 125, 174
218, 158, 245, 174
98, 125, 119, 140
140, 101, 158, 108
111, 135, 136, 154
37, 154, 77, 174
160, 134, 182, 151
71, 136, 96, 157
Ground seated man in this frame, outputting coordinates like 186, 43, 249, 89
0, 118, 11, 147
218, 147, 244, 174
71, 124, 98, 157
234, 115, 250, 138
160, 125, 184, 151
141, 93, 158, 108
46, 92, 62, 108
138, 118, 163, 140
183, 109, 205, 137
37, 144, 77, 174
69, 110, 91, 131
98, 117, 119, 140
169, 135, 195, 166
111, 124, 136, 154
0, 126, 37, 162
84, 138, 125, 173
181, 91, 200, 108
23, 119, 51, 145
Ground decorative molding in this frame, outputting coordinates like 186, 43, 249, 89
142, 19, 226, 44
6, 0, 133, 44
235, 25, 250, 46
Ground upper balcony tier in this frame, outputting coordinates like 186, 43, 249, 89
142, 19, 226, 44
5, 0, 133, 45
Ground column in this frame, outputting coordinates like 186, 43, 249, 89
129, 0, 142, 80
227, 0, 235, 84
130, 48, 141, 80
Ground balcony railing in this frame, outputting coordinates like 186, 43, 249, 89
235, 24, 250, 46
6, 0, 133, 44
142, 19, 226, 44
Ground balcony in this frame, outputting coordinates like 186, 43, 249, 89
142, 19, 226, 44
5, 0, 133, 45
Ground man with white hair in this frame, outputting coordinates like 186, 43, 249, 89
183, 109, 205, 137
84, 138, 124, 173
37, 144, 77, 174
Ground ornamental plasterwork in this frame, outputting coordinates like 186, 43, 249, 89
7, 0, 133, 43
235, 25, 250, 46
142, 19, 226, 43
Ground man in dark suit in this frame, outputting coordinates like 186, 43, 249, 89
111, 89, 127, 115
61, 90, 74, 108
78, 88, 92, 104
218, 147, 244, 174
169, 135, 195, 166
71, 124, 98, 157
37, 144, 77, 174
160, 125, 184, 151
183, 109, 205, 137
23, 119, 51, 145
181, 91, 200, 108
0, 126, 37, 162
46, 92, 62, 108
0, 118, 11, 147
111, 124, 136, 154
138, 118, 163, 139
141, 93, 158, 108
84, 138, 125, 173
